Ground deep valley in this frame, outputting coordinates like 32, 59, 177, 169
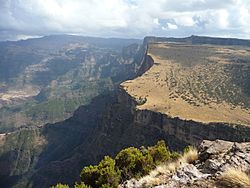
0, 35, 250, 188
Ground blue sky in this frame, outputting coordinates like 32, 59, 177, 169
0, 0, 250, 40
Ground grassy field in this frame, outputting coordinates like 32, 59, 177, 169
122, 42, 250, 125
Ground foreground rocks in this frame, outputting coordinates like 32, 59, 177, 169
121, 139, 250, 188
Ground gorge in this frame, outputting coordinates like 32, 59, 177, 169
0, 35, 250, 188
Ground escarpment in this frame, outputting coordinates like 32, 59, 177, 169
119, 89, 250, 146
1, 36, 250, 188
25, 37, 250, 187
121, 38, 250, 146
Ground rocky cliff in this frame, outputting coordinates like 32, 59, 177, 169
121, 139, 250, 188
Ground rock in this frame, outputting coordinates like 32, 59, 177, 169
203, 159, 223, 173
120, 179, 141, 188
198, 140, 234, 162
121, 140, 250, 188
172, 164, 209, 184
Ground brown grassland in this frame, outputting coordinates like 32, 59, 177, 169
121, 42, 250, 125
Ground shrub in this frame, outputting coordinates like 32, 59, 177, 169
74, 182, 91, 188
115, 147, 154, 180
51, 183, 69, 188
54, 140, 182, 187
148, 140, 171, 165
100, 184, 112, 188
170, 152, 181, 161
80, 165, 99, 187
80, 156, 120, 188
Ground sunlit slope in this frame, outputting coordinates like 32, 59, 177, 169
121, 43, 250, 125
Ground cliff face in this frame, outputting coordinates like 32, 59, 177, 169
119, 37, 250, 148
130, 99, 250, 147
118, 89, 250, 148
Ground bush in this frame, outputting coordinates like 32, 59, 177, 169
74, 182, 91, 188
170, 151, 181, 161
80, 156, 120, 188
51, 183, 69, 188
148, 140, 171, 165
54, 140, 182, 187
80, 165, 98, 187
115, 147, 154, 180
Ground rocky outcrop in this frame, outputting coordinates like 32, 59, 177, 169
198, 140, 250, 174
121, 139, 250, 188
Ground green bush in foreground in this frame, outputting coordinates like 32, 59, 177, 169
115, 147, 154, 180
148, 140, 171, 165
53, 140, 182, 188
80, 156, 120, 188
74, 182, 91, 188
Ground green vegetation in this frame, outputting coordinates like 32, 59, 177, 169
0, 128, 45, 176
52, 140, 181, 188
115, 147, 153, 180
0, 78, 114, 133
74, 182, 91, 188
80, 156, 120, 188
0, 36, 140, 132
147, 140, 171, 165
52, 183, 70, 188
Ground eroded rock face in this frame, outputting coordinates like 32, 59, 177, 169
121, 139, 250, 188
198, 140, 250, 174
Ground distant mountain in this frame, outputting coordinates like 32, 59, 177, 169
144, 35, 250, 47
0, 35, 142, 132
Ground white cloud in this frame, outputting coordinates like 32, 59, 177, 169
162, 23, 178, 30
0, 0, 250, 40
167, 23, 178, 29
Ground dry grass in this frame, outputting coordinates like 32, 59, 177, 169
137, 148, 198, 187
121, 42, 250, 126
218, 168, 250, 188
182, 147, 199, 164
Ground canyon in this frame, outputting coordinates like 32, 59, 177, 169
0, 35, 250, 187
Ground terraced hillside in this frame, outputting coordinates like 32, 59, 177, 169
122, 42, 250, 125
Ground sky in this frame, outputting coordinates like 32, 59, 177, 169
0, 0, 250, 41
